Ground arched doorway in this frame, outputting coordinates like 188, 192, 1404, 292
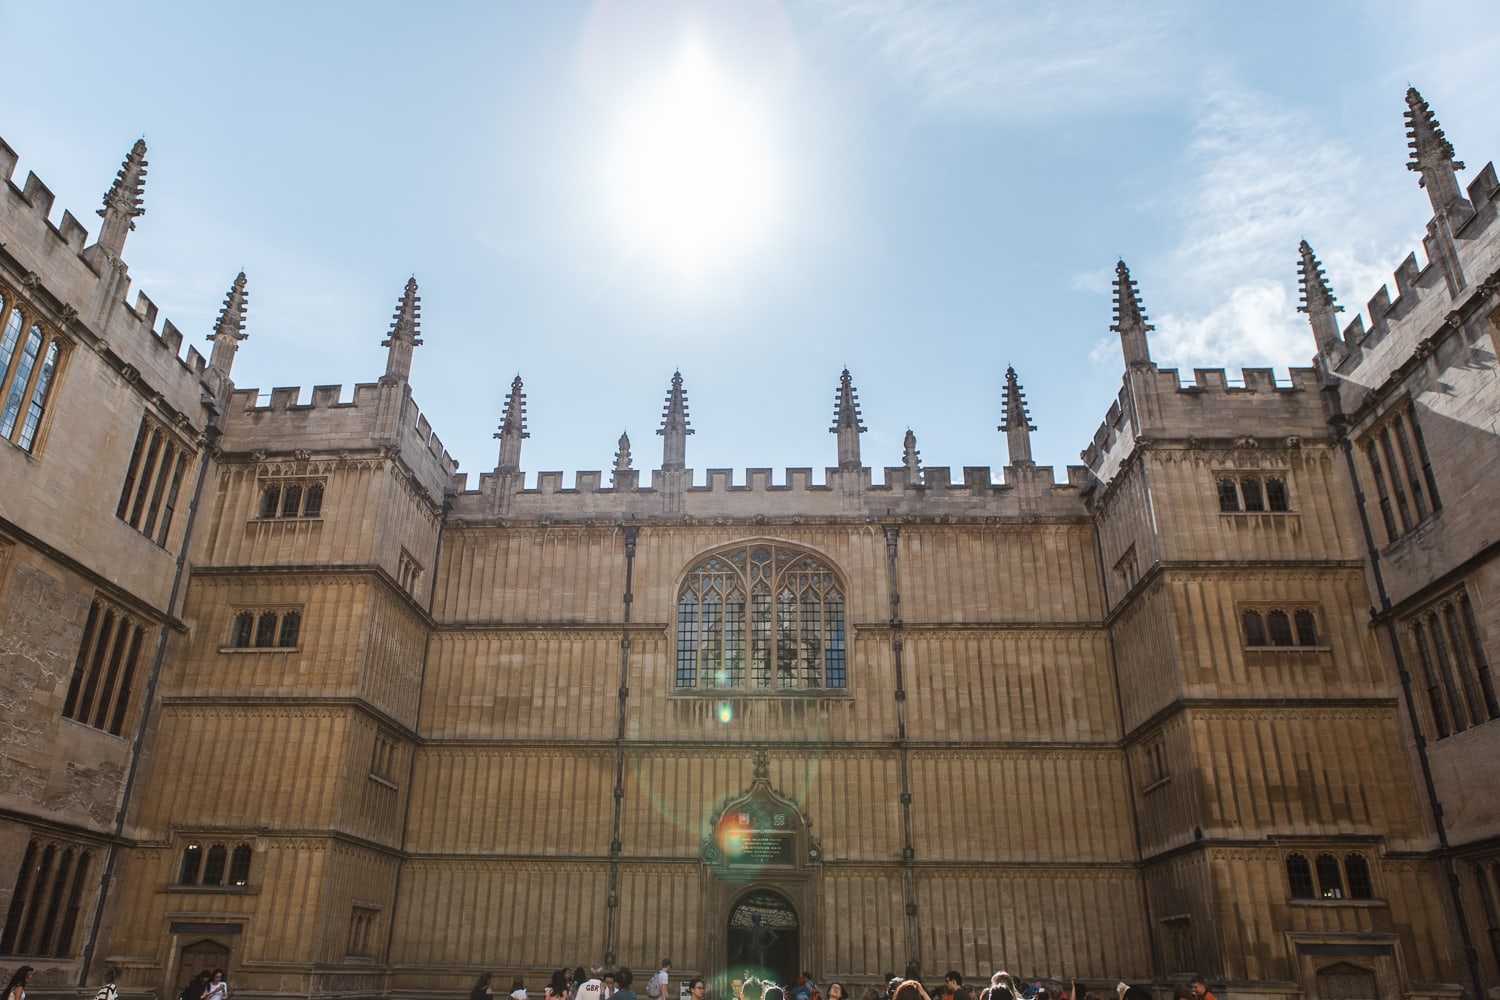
176, 939, 230, 995
726, 889, 799, 988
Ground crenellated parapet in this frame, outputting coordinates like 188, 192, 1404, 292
220, 381, 458, 500
1082, 367, 1327, 494
1325, 158, 1500, 422
0, 134, 210, 428
450, 460, 1091, 523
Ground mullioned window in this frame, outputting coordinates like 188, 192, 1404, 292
676, 543, 847, 691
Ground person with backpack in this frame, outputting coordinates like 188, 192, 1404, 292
95, 967, 122, 1000
647, 961, 670, 1000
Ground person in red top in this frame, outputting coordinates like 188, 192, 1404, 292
1189, 977, 1216, 1000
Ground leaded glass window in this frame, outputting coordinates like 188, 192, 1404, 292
676, 543, 847, 691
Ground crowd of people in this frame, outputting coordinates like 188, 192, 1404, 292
469, 962, 1217, 1000
1, 960, 1213, 1000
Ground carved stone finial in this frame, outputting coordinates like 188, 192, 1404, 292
96, 138, 147, 258
829, 368, 866, 471
1111, 260, 1153, 367
657, 370, 693, 470
1297, 240, 1345, 355
380, 276, 423, 385
998, 365, 1037, 466
494, 374, 529, 473
1405, 87, 1468, 216
206, 272, 248, 374
753, 749, 770, 780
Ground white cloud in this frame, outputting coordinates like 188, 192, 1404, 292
1153, 280, 1304, 370
808, 0, 1182, 118
1145, 82, 1424, 371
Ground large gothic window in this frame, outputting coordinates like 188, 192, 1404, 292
676, 543, 847, 691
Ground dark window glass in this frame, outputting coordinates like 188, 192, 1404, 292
116, 421, 149, 520
1243, 610, 1267, 647
1266, 477, 1289, 511
1268, 610, 1294, 647
228, 844, 252, 886
178, 843, 202, 884
231, 612, 254, 648
1216, 478, 1240, 512
1295, 609, 1319, 647
1241, 478, 1265, 511
1287, 854, 1315, 898
303, 483, 324, 517
202, 844, 227, 885
280, 484, 303, 517
1316, 853, 1345, 898
1345, 854, 1374, 899
260, 486, 280, 518
277, 610, 301, 648
254, 612, 278, 647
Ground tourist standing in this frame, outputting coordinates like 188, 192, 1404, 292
648, 960, 671, 1000
613, 969, 639, 1000
4, 967, 34, 1000
202, 970, 228, 1000
95, 967, 122, 1000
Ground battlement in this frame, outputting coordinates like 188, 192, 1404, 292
449, 460, 1092, 522
1082, 365, 1324, 480
0, 133, 212, 418
1332, 159, 1500, 370
223, 381, 458, 491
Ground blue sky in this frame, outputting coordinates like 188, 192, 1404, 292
4, 1, 1497, 484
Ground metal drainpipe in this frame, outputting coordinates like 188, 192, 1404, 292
1325, 391, 1483, 1000
77, 414, 221, 985
884, 524, 918, 968
605, 525, 640, 965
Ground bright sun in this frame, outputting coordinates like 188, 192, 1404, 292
608, 42, 777, 275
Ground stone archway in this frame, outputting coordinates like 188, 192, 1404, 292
726, 888, 800, 987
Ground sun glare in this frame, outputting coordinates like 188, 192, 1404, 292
609, 43, 778, 275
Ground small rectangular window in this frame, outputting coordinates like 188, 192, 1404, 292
257, 479, 326, 519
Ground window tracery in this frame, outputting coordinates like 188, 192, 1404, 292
676, 543, 846, 691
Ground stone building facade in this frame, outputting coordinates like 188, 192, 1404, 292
0, 90, 1497, 1000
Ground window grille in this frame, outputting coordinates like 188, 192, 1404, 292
676, 544, 847, 691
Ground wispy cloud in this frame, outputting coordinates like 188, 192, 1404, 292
1148, 82, 1418, 370
808, 0, 1183, 118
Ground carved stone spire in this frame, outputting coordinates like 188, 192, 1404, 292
829, 368, 867, 470
494, 375, 528, 472
614, 431, 633, 472
1111, 260, 1153, 367
380, 276, 423, 385
999, 365, 1037, 466
1405, 87, 1468, 216
902, 429, 921, 480
657, 370, 693, 470
96, 138, 147, 259
1297, 240, 1344, 356
206, 271, 248, 374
